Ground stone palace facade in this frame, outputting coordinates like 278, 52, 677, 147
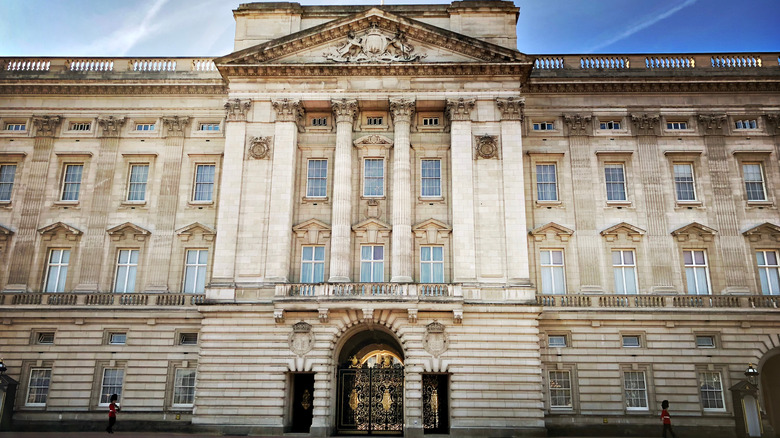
0, 1, 779, 436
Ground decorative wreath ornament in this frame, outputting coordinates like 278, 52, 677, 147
248, 136, 272, 159
475, 135, 498, 159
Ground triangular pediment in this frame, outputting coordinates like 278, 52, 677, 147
671, 222, 717, 242
742, 222, 780, 242
412, 218, 451, 245
293, 218, 332, 245
530, 222, 574, 242
600, 222, 646, 242
352, 217, 391, 244
107, 222, 151, 242
38, 222, 82, 240
353, 218, 391, 232
176, 222, 216, 242
0, 224, 13, 242
215, 8, 534, 77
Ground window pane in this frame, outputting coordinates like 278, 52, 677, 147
694, 251, 705, 265
302, 246, 313, 261
624, 267, 637, 294
432, 246, 443, 261
372, 262, 383, 282
432, 262, 444, 283
552, 267, 565, 294
360, 262, 371, 282
695, 268, 709, 295
374, 246, 383, 260
421, 246, 431, 261
605, 164, 626, 201
552, 250, 563, 265
421, 263, 431, 283
312, 262, 324, 283
0, 164, 16, 201
541, 266, 553, 294
421, 160, 441, 197
540, 250, 551, 265
614, 269, 625, 294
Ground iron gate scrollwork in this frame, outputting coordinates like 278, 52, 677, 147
422, 374, 448, 434
337, 362, 404, 434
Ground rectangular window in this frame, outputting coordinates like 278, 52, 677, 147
127, 164, 148, 202
301, 246, 325, 283
548, 370, 572, 409
533, 122, 554, 131
36, 332, 55, 345
699, 372, 725, 411
44, 249, 70, 293
666, 121, 688, 130
757, 250, 780, 295
673, 163, 696, 201
743, 163, 767, 201
548, 335, 567, 348
420, 246, 444, 283
26, 368, 52, 406
311, 117, 328, 127
360, 245, 384, 282
0, 164, 17, 202
600, 121, 621, 130
540, 250, 566, 295
173, 368, 197, 406
421, 159, 441, 198
193, 164, 215, 202
179, 333, 198, 345
422, 117, 439, 126
536, 164, 558, 201
695, 335, 715, 348
135, 123, 155, 131
109, 333, 127, 345
61, 164, 83, 201
684, 250, 711, 295
114, 249, 139, 293
5, 123, 26, 131
183, 249, 208, 293
624, 371, 648, 410
622, 335, 641, 348
99, 368, 124, 405
69, 122, 91, 131
306, 159, 327, 198
735, 119, 757, 130
363, 159, 384, 197
366, 117, 384, 126
198, 123, 219, 131
604, 163, 627, 201
612, 250, 638, 294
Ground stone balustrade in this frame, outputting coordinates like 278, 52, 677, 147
532, 52, 779, 70
1, 292, 206, 306
277, 283, 460, 298
536, 293, 780, 309
1, 57, 219, 75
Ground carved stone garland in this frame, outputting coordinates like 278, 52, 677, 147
248, 136, 273, 159
422, 321, 449, 357
475, 134, 499, 159
288, 321, 314, 357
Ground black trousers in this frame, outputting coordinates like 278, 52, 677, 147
106, 416, 116, 432
663, 423, 677, 438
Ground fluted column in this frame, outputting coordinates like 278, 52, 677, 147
328, 99, 358, 282
390, 98, 415, 283
6, 115, 61, 291
210, 99, 251, 298
264, 98, 303, 282
75, 116, 126, 291
145, 116, 190, 291
446, 98, 477, 283
497, 97, 530, 285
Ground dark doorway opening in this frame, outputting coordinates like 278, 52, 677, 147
290, 373, 315, 433
423, 373, 449, 434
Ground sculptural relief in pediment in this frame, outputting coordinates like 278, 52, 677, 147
324, 23, 426, 63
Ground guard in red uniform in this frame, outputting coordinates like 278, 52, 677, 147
661, 400, 677, 438
106, 393, 119, 434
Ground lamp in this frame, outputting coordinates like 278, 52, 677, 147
745, 363, 759, 385
0, 358, 6, 375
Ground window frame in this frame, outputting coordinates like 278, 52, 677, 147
182, 249, 208, 293
599, 120, 621, 130
198, 123, 220, 132
420, 159, 442, 198
756, 249, 780, 295
0, 163, 18, 203
305, 159, 328, 199
604, 162, 627, 202
612, 249, 638, 294
548, 369, 573, 410
666, 121, 689, 130
4, 122, 27, 131
699, 371, 727, 412
621, 335, 642, 348
25, 367, 53, 407
742, 162, 767, 202
623, 370, 649, 411
126, 163, 149, 203
98, 367, 125, 407
172, 367, 197, 408
547, 334, 568, 348
673, 162, 697, 202
134, 123, 156, 132
360, 245, 385, 283
532, 121, 555, 131
108, 332, 127, 345
60, 163, 84, 202
539, 249, 566, 295
300, 245, 326, 283
535, 163, 559, 202
695, 335, 716, 348
113, 249, 139, 293
44, 248, 70, 293
420, 245, 444, 283
734, 119, 758, 130
192, 163, 216, 203
362, 158, 385, 198
683, 249, 712, 295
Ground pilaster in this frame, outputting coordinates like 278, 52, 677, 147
6, 116, 62, 290
264, 98, 303, 282
210, 99, 251, 300
328, 99, 358, 282
390, 98, 415, 283
699, 114, 750, 293
145, 116, 190, 292
74, 116, 127, 291
446, 98, 477, 283
497, 97, 530, 285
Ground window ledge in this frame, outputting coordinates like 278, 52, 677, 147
302, 196, 329, 204
535, 200, 562, 207
418, 196, 445, 204
52, 201, 80, 208
605, 201, 632, 208
361, 196, 386, 201
747, 200, 773, 206
187, 201, 215, 208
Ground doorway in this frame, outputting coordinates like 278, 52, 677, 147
762, 354, 780, 436
290, 373, 315, 433
422, 373, 449, 434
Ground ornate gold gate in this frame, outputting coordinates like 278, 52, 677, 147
337, 362, 404, 434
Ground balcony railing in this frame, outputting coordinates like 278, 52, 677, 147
1, 57, 219, 75
536, 294, 779, 309
277, 283, 460, 298
1, 292, 206, 306
532, 53, 779, 71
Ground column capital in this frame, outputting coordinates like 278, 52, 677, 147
31, 115, 62, 137
97, 116, 126, 138
389, 98, 415, 124
331, 98, 358, 124
496, 97, 525, 121
563, 113, 592, 136
767, 113, 780, 135
698, 114, 727, 135
629, 113, 660, 136
272, 98, 304, 123
224, 98, 252, 122
446, 98, 475, 122
161, 116, 191, 137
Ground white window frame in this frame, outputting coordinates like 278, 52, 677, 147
98, 368, 124, 406
26, 368, 52, 407
360, 245, 384, 283
699, 371, 726, 412
114, 249, 139, 293
673, 163, 697, 202
540, 249, 566, 295
0, 164, 17, 202
363, 158, 385, 198
135, 123, 155, 131
548, 335, 567, 348
109, 333, 127, 345
69, 122, 91, 132
179, 332, 198, 345
60, 163, 83, 201
622, 335, 641, 348
604, 163, 627, 202
192, 163, 216, 202
366, 116, 384, 126
44, 249, 70, 293
198, 123, 220, 131
183, 249, 208, 293
683, 250, 712, 295
548, 370, 573, 409
666, 121, 688, 130
300, 245, 325, 283
306, 159, 327, 198
126, 163, 149, 202
756, 250, 780, 295
311, 117, 328, 127
743, 163, 767, 202
623, 371, 649, 411
36, 332, 55, 344
420, 159, 441, 198
420, 245, 444, 283
612, 250, 638, 294
734, 119, 757, 130
5, 123, 26, 131
695, 335, 716, 348
422, 117, 440, 126
599, 120, 621, 130
535, 163, 558, 202
533, 121, 554, 131
172, 368, 197, 407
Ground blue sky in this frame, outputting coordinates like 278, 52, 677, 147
0, 0, 778, 57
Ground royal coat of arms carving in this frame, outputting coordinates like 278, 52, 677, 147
325, 24, 426, 63
422, 321, 449, 357
289, 321, 314, 357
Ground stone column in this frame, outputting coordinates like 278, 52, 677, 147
328, 99, 358, 283
264, 98, 303, 282
564, 114, 603, 293
446, 98, 477, 283
6, 115, 61, 291
210, 99, 251, 299
497, 97, 530, 285
631, 114, 676, 292
145, 116, 190, 292
74, 116, 126, 291
699, 114, 750, 293
389, 98, 415, 283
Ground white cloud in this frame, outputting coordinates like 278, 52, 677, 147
79, 0, 169, 56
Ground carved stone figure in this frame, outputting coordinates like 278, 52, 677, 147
325, 24, 426, 63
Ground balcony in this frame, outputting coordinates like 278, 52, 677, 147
276, 283, 460, 299
0, 292, 206, 306
536, 293, 780, 310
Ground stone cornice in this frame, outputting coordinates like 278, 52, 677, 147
630, 113, 660, 136
496, 97, 524, 121
31, 115, 62, 137
0, 83, 227, 96
97, 116, 126, 138
389, 98, 415, 124
526, 79, 780, 94
698, 114, 728, 135
217, 62, 527, 78
445, 98, 475, 122
332, 99, 358, 124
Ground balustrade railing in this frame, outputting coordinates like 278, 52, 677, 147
1, 57, 222, 75
2, 292, 205, 306
537, 293, 779, 309
529, 53, 778, 71
279, 283, 459, 298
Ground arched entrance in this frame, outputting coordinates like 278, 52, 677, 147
335, 327, 405, 435
761, 352, 780, 436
